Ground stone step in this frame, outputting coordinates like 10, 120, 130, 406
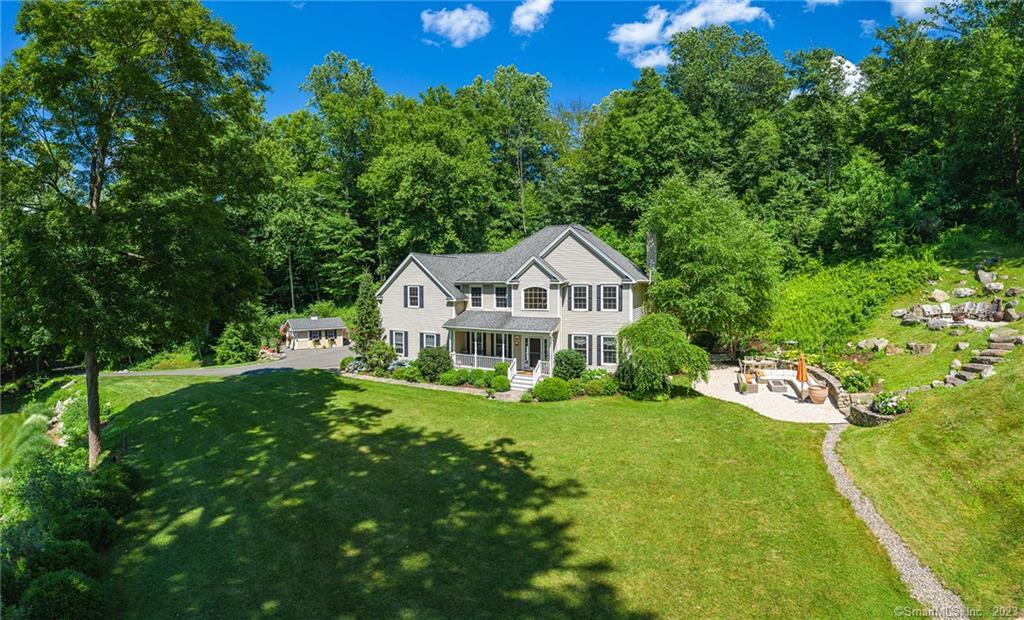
962, 363, 993, 374
945, 376, 966, 387
989, 342, 1015, 350
989, 334, 1019, 344
955, 371, 979, 382
980, 348, 1009, 357
972, 356, 1006, 365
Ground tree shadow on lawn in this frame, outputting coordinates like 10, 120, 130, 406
105, 371, 650, 619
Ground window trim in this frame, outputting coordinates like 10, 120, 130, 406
325, 329, 337, 339
392, 330, 406, 356
470, 286, 483, 308
600, 285, 619, 311
423, 332, 439, 349
571, 334, 589, 362
571, 285, 589, 311
523, 286, 548, 311
408, 286, 420, 308
600, 335, 617, 365
309, 330, 322, 340
494, 286, 509, 309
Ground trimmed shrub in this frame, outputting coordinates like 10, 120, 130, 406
437, 370, 461, 386
584, 379, 608, 397
520, 389, 534, 403
392, 366, 424, 383
553, 349, 586, 380
417, 347, 452, 382
580, 368, 611, 382
213, 321, 261, 365
468, 369, 489, 388
493, 362, 509, 376
454, 369, 471, 385
54, 507, 117, 551
20, 569, 104, 620
490, 375, 511, 392
534, 377, 571, 402
567, 378, 586, 397
339, 356, 355, 371
31, 539, 103, 578
823, 360, 875, 392
364, 341, 398, 373
1, 554, 32, 606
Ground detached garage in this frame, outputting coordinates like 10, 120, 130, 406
282, 316, 347, 350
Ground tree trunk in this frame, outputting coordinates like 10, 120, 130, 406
84, 348, 102, 469
288, 249, 296, 313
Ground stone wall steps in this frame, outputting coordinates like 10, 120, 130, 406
955, 371, 979, 382
971, 355, 1006, 365
989, 342, 1014, 351
961, 363, 993, 374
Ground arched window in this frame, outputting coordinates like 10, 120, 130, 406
523, 287, 547, 310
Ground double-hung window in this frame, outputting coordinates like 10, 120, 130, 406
405, 285, 422, 308
392, 331, 406, 356
524, 287, 547, 310
600, 336, 617, 365
309, 330, 322, 340
571, 335, 589, 362
325, 329, 337, 339
600, 285, 619, 311
495, 286, 509, 308
571, 285, 589, 311
470, 286, 483, 308
423, 332, 439, 349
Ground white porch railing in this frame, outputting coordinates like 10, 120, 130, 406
535, 360, 551, 379
506, 359, 517, 381
451, 353, 515, 370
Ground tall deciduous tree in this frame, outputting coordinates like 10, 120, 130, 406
1, 0, 267, 467
642, 172, 781, 353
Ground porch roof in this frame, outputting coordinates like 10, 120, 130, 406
443, 311, 560, 334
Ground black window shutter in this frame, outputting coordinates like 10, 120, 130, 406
587, 335, 593, 365
593, 285, 599, 311
618, 286, 623, 312
403, 286, 408, 308
404, 331, 409, 355
389, 331, 394, 347
419, 286, 424, 307
595, 335, 601, 365
420, 333, 424, 350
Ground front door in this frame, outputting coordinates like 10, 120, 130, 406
527, 337, 542, 368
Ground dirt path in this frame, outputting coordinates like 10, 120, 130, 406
822, 424, 969, 619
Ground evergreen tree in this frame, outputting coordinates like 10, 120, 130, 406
350, 272, 383, 355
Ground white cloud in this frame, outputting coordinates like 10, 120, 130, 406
859, 18, 878, 37
609, 1, 772, 68
804, 0, 840, 10
889, 0, 940, 19
511, 0, 554, 35
609, 5, 670, 55
834, 56, 865, 96
421, 4, 492, 48
631, 46, 672, 68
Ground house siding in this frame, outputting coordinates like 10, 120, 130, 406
379, 260, 451, 358
514, 264, 559, 318
544, 234, 622, 283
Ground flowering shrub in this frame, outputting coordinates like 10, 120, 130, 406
872, 391, 911, 416
824, 360, 875, 393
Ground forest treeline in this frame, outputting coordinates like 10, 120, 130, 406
2, 0, 1022, 378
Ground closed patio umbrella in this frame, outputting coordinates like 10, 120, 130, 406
796, 353, 809, 402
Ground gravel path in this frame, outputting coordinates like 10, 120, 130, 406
822, 424, 969, 619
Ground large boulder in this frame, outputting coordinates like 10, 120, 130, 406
929, 289, 950, 302
901, 316, 920, 327
976, 269, 996, 284
1005, 308, 1021, 322
891, 308, 908, 318
927, 318, 949, 330
908, 342, 937, 355
1006, 287, 1023, 297
984, 281, 1004, 294
873, 338, 889, 351
954, 341, 970, 351
953, 287, 976, 298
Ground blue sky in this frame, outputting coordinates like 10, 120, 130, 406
1, 1, 934, 119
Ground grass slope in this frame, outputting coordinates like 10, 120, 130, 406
88, 373, 914, 618
841, 348, 1024, 611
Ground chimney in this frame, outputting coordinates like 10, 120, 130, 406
645, 230, 657, 280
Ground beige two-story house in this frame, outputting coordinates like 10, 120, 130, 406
376, 224, 648, 386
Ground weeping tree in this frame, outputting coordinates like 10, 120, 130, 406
616, 314, 710, 401
1, 0, 268, 468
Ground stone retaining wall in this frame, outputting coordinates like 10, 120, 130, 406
848, 403, 897, 427
806, 365, 852, 416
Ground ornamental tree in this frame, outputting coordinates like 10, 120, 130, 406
1, 0, 268, 468
616, 314, 709, 400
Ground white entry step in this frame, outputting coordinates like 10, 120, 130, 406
511, 374, 536, 391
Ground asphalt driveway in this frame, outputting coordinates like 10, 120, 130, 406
113, 346, 352, 377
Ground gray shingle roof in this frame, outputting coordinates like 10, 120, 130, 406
395, 224, 648, 301
443, 311, 560, 334
286, 317, 345, 331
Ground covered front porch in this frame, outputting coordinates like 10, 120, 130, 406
449, 330, 554, 375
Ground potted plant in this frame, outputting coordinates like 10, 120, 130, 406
808, 383, 828, 404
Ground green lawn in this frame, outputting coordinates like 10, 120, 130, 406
88, 372, 913, 618
841, 348, 1024, 611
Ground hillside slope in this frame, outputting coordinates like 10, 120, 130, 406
840, 348, 1024, 610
